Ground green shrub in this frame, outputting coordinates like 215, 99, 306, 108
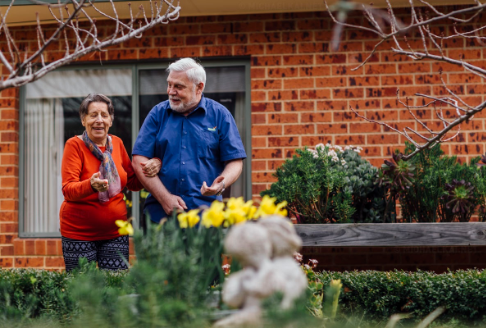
318, 269, 486, 324
381, 143, 486, 222
262, 144, 393, 223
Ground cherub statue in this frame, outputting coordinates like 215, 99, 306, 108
214, 215, 307, 327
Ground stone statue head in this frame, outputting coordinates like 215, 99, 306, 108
224, 222, 272, 269
258, 215, 302, 258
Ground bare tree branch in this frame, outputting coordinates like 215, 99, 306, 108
327, 1, 486, 160
0, 0, 181, 91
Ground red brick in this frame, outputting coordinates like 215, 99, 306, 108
186, 36, 216, 46
45, 257, 65, 268
0, 200, 19, 211
106, 49, 137, 60
283, 55, 313, 65
368, 134, 399, 144
252, 91, 266, 102
268, 91, 298, 101
284, 124, 314, 134
252, 56, 282, 66
302, 136, 332, 146
317, 100, 347, 111
300, 66, 331, 77
234, 22, 263, 33
265, 21, 295, 31
301, 112, 332, 123
0, 222, 17, 232
267, 67, 298, 78
1, 245, 13, 256
138, 48, 169, 59
15, 257, 45, 268
283, 78, 314, 89
35, 240, 46, 255
316, 77, 346, 88
268, 136, 299, 147
0, 257, 13, 268
334, 135, 365, 145
202, 46, 232, 57
251, 79, 282, 90
170, 47, 201, 58
266, 44, 296, 54
284, 101, 314, 112
268, 113, 298, 124
234, 45, 265, 55
252, 148, 283, 159
365, 63, 397, 75
350, 122, 381, 134
168, 24, 200, 35
252, 102, 282, 112
252, 184, 268, 196
300, 90, 330, 100
268, 160, 286, 170
218, 34, 248, 44
14, 239, 24, 255
249, 32, 281, 43
252, 125, 282, 136
252, 114, 266, 125
317, 124, 348, 134
47, 240, 58, 255
282, 32, 312, 42
201, 23, 232, 34
25, 240, 35, 255
252, 160, 266, 171
298, 43, 329, 53
333, 88, 364, 99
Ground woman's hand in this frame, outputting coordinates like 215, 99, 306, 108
141, 158, 162, 178
91, 172, 109, 192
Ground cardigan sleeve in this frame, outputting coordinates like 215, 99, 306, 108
61, 138, 96, 201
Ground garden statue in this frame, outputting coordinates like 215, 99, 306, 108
214, 215, 307, 327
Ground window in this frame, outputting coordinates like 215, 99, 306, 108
19, 61, 251, 237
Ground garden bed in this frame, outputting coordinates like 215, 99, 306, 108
295, 222, 486, 246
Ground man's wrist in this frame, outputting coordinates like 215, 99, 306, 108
216, 179, 225, 196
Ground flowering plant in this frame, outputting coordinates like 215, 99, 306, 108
177, 195, 288, 229
262, 143, 389, 224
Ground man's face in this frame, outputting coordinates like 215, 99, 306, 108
167, 70, 203, 114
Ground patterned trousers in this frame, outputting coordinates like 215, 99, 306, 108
61, 235, 129, 272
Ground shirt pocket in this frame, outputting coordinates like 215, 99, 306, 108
197, 128, 220, 160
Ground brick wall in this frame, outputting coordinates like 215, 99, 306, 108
1, 8, 485, 271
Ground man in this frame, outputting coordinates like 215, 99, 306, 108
132, 58, 247, 223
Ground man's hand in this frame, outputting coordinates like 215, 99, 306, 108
201, 176, 225, 196
161, 194, 187, 215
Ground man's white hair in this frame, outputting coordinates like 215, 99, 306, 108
167, 58, 206, 90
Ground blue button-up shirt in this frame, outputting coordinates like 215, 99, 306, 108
133, 95, 247, 222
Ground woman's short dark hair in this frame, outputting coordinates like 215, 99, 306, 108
79, 94, 115, 121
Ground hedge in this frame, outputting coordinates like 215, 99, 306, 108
318, 270, 486, 324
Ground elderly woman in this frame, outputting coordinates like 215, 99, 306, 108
60, 94, 161, 272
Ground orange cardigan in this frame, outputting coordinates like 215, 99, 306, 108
60, 135, 143, 240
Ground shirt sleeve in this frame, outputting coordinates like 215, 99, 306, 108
132, 105, 160, 159
61, 139, 96, 201
219, 110, 247, 162
120, 140, 144, 192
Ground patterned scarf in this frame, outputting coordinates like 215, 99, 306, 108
82, 131, 121, 202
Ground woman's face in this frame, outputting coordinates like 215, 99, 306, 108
82, 102, 112, 146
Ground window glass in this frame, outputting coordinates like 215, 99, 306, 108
23, 69, 132, 235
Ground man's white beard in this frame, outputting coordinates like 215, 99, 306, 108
169, 91, 199, 114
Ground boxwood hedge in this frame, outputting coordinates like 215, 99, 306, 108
318, 269, 486, 324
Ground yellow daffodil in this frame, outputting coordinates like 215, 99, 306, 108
241, 199, 258, 220
115, 220, 134, 236
254, 195, 288, 218
202, 201, 225, 228
224, 208, 247, 226
275, 200, 288, 217
177, 209, 200, 228
226, 197, 245, 210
